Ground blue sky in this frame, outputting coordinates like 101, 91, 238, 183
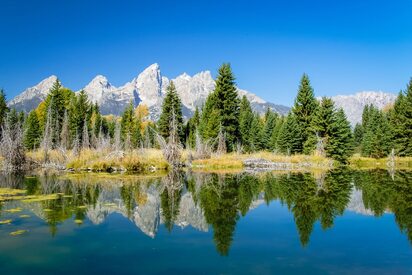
1, 0, 411, 106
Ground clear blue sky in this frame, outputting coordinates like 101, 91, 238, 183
1, 0, 411, 106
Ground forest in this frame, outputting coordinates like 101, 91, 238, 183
0, 63, 411, 171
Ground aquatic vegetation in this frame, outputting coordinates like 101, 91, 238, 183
21, 194, 60, 203
74, 219, 83, 224
0, 219, 12, 224
19, 215, 30, 218
5, 207, 22, 213
0, 188, 27, 201
10, 230, 27, 236
0, 188, 27, 196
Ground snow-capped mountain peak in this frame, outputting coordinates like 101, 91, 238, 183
83, 75, 115, 104
329, 91, 397, 125
176, 72, 192, 81
7, 75, 58, 112
8, 64, 290, 119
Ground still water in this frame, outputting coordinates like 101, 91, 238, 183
0, 169, 411, 274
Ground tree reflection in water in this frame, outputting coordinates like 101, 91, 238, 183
0, 169, 411, 254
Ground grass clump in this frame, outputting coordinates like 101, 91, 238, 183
192, 151, 333, 171
28, 148, 169, 172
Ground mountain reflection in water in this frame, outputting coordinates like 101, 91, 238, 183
0, 169, 411, 256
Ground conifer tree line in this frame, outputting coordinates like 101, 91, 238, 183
1, 64, 411, 166
354, 78, 412, 158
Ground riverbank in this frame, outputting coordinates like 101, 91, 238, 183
1, 149, 411, 172
349, 155, 412, 170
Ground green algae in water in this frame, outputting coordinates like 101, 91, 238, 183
19, 215, 30, 219
9, 230, 27, 236
5, 208, 22, 213
21, 194, 60, 203
0, 219, 12, 225
74, 219, 83, 224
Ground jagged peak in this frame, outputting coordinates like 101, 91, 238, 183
331, 91, 396, 99
176, 72, 191, 81
142, 63, 160, 74
41, 75, 58, 83
192, 70, 212, 79
90, 74, 108, 82
28, 75, 59, 91
86, 75, 112, 88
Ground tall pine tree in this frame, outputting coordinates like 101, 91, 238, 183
291, 74, 318, 153
23, 110, 41, 149
0, 89, 9, 128
158, 81, 184, 142
390, 78, 412, 156
238, 96, 254, 152
199, 63, 240, 151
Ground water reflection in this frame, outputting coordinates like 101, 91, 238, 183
0, 169, 411, 255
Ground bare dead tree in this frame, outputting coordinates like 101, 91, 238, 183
54, 114, 60, 148
315, 132, 325, 157
143, 128, 152, 149
42, 106, 53, 163
236, 142, 243, 155
60, 110, 70, 150
157, 110, 182, 168
97, 125, 111, 151
194, 130, 212, 159
91, 127, 98, 149
124, 132, 132, 152
72, 129, 81, 157
113, 120, 122, 151
0, 118, 26, 171
82, 119, 90, 149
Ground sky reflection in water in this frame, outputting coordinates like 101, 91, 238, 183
0, 169, 411, 274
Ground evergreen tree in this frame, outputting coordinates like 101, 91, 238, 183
238, 96, 254, 152
361, 105, 392, 158
199, 94, 220, 143
6, 108, 19, 128
23, 110, 41, 149
390, 79, 412, 156
185, 106, 200, 148
270, 116, 285, 151
199, 64, 240, 151
326, 108, 353, 163
353, 123, 363, 152
0, 89, 8, 127
262, 109, 278, 150
249, 113, 265, 151
304, 97, 335, 154
121, 101, 137, 147
304, 98, 353, 162
291, 74, 318, 152
70, 90, 91, 145
158, 81, 184, 142
213, 63, 240, 151
277, 114, 303, 154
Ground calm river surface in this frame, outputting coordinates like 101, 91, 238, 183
0, 169, 411, 274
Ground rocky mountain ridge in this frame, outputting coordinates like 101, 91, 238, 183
8, 63, 289, 120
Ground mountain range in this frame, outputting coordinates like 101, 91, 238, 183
7, 64, 397, 125
7, 63, 289, 120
